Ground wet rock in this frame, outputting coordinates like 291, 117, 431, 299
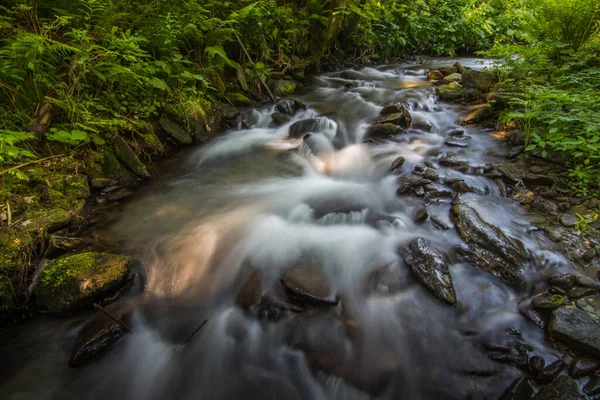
30, 209, 72, 234
439, 155, 469, 167
289, 118, 323, 138
544, 227, 563, 243
549, 273, 576, 289
90, 178, 114, 190
414, 208, 429, 223
549, 307, 600, 357
423, 168, 440, 181
462, 69, 498, 92
69, 303, 133, 367
584, 375, 600, 396
380, 104, 401, 116
411, 116, 433, 132
533, 197, 559, 216
236, 272, 265, 309
36, 252, 133, 315
447, 180, 474, 193
375, 106, 412, 128
512, 188, 535, 205
390, 156, 406, 171
437, 83, 467, 102
427, 70, 445, 80
584, 248, 597, 262
500, 376, 534, 400
567, 286, 598, 299
44, 235, 83, 259
401, 238, 456, 305
113, 136, 151, 178
532, 294, 564, 310
270, 79, 296, 95
459, 104, 493, 125
495, 179, 507, 197
367, 123, 404, 139
431, 216, 451, 230
281, 263, 339, 307
424, 183, 453, 199
275, 99, 306, 116
446, 127, 465, 136
444, 73, 462, 82
444, 140, 469, 148
569, 357, 600, 378
363, 263, 408, 296
506, 145, 525, 159
529, 356, 546, 376
520, 302, 548, 330
396, 176, 432, 194
159, 115, 192, 145
560, 213, 579, 227
413, 185, 425, 196
533, 375, 582, 400
576, 275, 599, 288
270, 112, 290, 127
538, 359, 565, 384
451, 203, 530, 287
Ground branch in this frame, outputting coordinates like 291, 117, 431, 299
93, 303, 132, 333
0, 155, 64, 176
181, 319, 208, 346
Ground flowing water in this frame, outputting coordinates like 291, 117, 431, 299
1, 59, 577, 399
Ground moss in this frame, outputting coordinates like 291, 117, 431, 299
273, 80, 297, 96
102, 148, 123, 176
548, 294, 567, 306
35, 252, 132, 315
64, 175, 91, 200
228, 92, 252, 106
0, 228, 35, 312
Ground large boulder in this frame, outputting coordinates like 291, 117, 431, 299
401, 238, 456, 305
69, 302, 133, 367
366, 123, 404, 139
437, 83, 467, 102
36, 252, 133, 315
451, 203, 530, 288
462, 69, 498, 92
270, 79, 297, 96
549, 307, 600, 357
532, 375, 583, 400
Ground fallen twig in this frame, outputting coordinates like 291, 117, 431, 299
181, 319, 208, 346
0, 155, 65, 176
232, 29, 275, 102
93, 303, 132, 333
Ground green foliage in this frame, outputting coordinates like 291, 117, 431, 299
0, 130, 36, 164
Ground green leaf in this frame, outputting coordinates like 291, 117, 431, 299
525, 144, 537, 151
150, 77, 169, 91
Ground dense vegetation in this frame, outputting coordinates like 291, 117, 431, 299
0, 0, 599, 314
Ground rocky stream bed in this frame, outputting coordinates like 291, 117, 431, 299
1, 58, 600, 400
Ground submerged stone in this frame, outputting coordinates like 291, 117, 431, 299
281, 262, 339, 307
375, 106, 412, 128
367, 123, 404, 139
69, 302, 133, 367
36, 252, 133, 315
401, 238, 456, 305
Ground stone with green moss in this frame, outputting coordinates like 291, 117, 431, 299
270, 79, 297, 96
35, 252, 133, 315
113, 136, 151, 178
228, 92, 252, 106
22, 208, 72, 234
64, 175, 91, 199
159, 115, 192, 145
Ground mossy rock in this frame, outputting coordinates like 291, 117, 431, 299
270, 79, 297, 96
228, 92, 252, 107
64, 175, 91, 200
462, 70, 498, 93
21, 208, 72, 234
113, 136, 151, 178
437, 84, 468, 102
159, 115, 192, 145
35, 252, 133, 315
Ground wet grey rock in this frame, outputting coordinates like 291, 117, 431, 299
159, 115, 192, 145
500, 376, 534, 400
533, 197, 559, 216
380, 104, 401, 116
423, 168, 440, 181
401, 238, 456, 305
451, 203, 530, 288
446, 127, 465, 137
414, 208, 429, 223
275, 99, 306, 116
495, 179, 507, 197
569, 357, 600, 378
549, 307, 600, 357
69, 303, 132, 367
444, 140, 469, 148
447, 180, 474, 193
533, 375, 583, 400
413, 185, 425, 196
281, 263, 339, 307
505, 146, 525, 159
529, 356, 545, 376
567, 286, 598, 299
411, 117, 433, 132
375, 106, 412, 128
519, 302, 548, 330
439, 155, 469, 167
367, 123, 404, 139
560, 213, 579, 227
288, 118, 324, 138
544, 227, 563, 243
363, 263, 408, 296
576, 275, 599, 288
270, 112, 290, 127
424, 183, 453, 199
584, 248, 597, 262
396, 176, 432, 195
431, 216, 451, 230
390, 156, 406, 171
539, 359, 565, 384
584, 375, 600, 396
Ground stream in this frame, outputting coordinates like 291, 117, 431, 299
0, 59, 582, 399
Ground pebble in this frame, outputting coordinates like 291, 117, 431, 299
414, 208, 429, 223
560, 213, 579, 227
